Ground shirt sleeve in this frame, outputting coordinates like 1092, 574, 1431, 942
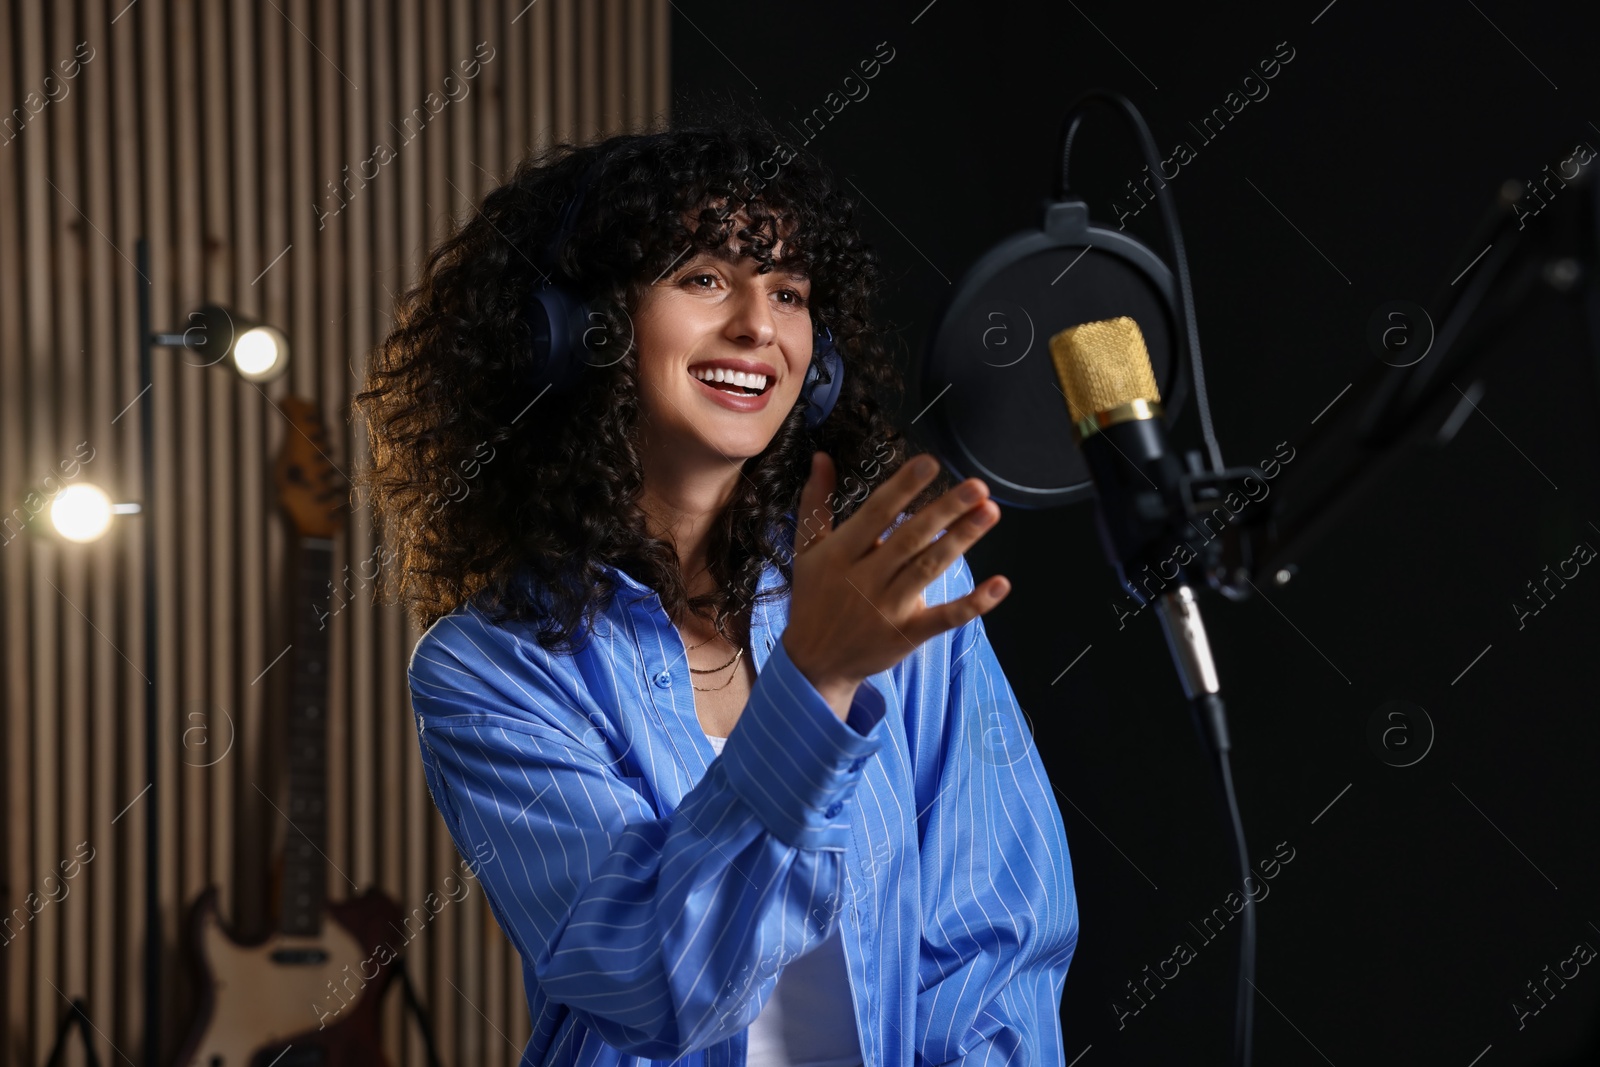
408, 609, 891, 1060
914, 555, 1080, 1066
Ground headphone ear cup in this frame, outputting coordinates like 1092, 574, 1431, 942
801, 328, 845, 430
527, 284, 593, 395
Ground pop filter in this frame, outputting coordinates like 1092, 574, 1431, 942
918, 196, 1189, 508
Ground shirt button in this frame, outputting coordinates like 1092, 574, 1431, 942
653, 670, 672, 688
417, 714, 425, 732
823, 801, 843, 819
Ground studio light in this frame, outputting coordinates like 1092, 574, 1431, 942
163, 302, 290, 383
17, 245, 297, 1063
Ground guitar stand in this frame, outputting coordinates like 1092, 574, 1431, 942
42, 997, 102, 1067
394, 954, 447, 1067
41, 961, 443, 1067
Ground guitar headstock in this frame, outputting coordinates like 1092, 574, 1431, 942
274, 396, 349, 538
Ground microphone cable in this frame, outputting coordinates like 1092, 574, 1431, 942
1056, 89, 1255, 1067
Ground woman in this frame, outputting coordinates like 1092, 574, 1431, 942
356, 112, 1079, 1066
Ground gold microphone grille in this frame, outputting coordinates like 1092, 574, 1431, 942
1048, 315, 1162, 423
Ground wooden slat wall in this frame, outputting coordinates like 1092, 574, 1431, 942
0, 2, 670, 1065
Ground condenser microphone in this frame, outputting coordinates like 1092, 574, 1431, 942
1048, 315, 1219, 702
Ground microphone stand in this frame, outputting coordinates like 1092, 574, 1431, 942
1216, 158, 1598, 594
1188, 148, 1592, 1063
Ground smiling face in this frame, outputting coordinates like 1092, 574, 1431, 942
629, 213, 815, 466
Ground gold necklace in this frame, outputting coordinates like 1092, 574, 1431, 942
691, 646, 744, 691
684, 608, 746, 692
688, 645, 741, 673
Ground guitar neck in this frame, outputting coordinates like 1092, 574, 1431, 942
280, 536, 333, 938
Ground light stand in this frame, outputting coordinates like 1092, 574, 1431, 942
133, 235, 287, 1066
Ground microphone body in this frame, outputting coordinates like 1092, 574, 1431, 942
1053, 318, 1222, 701
1083, 419, 1221, 700
1080, 418, 1191, 598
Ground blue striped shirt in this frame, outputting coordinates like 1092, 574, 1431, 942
408, 530, 1080, 1066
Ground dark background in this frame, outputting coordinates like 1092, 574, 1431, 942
673, 2, 1600, 1064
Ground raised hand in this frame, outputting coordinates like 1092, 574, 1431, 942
782, 451, 1011, 719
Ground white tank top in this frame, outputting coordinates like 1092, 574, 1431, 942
704, 732, 864, 1067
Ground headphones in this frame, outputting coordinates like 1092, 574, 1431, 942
524, 145, 844, 430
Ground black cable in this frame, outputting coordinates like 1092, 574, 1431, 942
1191, 692, 1255, 1067
1056, 94, 1253, 1063
1057, 90, 1228, 475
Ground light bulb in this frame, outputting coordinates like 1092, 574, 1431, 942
49, 484, 114, 543
232, 325, 288, 381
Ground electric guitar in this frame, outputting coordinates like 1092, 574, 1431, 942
174, 396, 404, 1067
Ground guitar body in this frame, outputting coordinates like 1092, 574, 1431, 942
174, 885, 404, 1067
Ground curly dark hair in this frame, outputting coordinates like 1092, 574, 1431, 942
353, 105, 952, 654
